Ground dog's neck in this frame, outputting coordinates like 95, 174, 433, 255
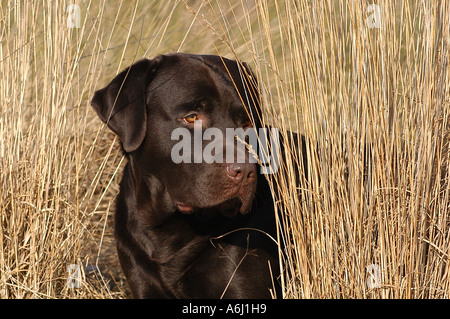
128, 157, 176, 227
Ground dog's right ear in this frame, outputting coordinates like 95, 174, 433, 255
91, 57, 163, 152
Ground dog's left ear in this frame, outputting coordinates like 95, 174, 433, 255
201, 55, 262, 128
91, 57, 163, 152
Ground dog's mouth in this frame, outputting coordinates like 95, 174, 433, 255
176, 204, 196, 214
177, 196, 252, 217
174, 170, 257, 217
211, 197, 243, 217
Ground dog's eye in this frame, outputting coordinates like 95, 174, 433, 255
243, 120, 253, 128
183, 114, 199, 124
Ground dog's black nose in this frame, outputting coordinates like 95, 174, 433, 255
226, 163, 255, 184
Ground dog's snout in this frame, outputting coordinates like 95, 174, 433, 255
226, 163, 255, 183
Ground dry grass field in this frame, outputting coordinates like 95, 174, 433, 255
0, 0, 448, 298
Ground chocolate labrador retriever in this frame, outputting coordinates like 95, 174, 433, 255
91, 53, 287, 298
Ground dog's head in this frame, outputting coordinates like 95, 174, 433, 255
91, 53, 263, 218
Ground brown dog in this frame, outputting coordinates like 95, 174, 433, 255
91, 53, 283, 298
